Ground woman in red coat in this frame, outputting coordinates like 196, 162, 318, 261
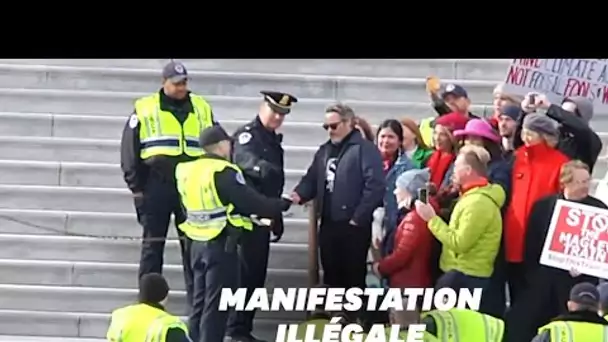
504, 113, 570, 306
373, 168, 435, 289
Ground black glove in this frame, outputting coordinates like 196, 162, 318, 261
280, 197, 292, 212
270, 216, 284, 243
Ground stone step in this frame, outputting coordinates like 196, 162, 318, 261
0, 89, 488, 120
0, 113, 330, 146
0, 64, 496, 103
0, 284, 305, 320
0, 310, 285, 340
0, 184, 308, 219
0, 259, 307, 291
0, 234, 308, 270
0, 136, 316, 169
0, 59, 511, 80
0, 208, 308, 242
0, 159, 305, 190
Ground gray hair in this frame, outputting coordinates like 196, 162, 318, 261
325, 103, 355, 120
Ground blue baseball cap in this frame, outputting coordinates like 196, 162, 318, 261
570, 282, 599, 306
162, 61, 188, 83
441, 84, 468, 99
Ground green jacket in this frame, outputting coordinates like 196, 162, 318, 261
428, 183, 505, 277
411, 146, 434, 169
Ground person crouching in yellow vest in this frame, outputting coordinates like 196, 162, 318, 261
175, 125, 292, 342
533, 282, 608, 342
421, 308, 504, 342
106, 273, 188, 342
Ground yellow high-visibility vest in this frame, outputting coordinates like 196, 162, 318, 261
135, 93, 213, 159
106, 303, 187, 342
422, 309, 504, 342
419, 117, 435, 148
176, 157, 252, 241
538, 320, 608, 341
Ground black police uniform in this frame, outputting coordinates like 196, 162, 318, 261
186, 125, 292, 342
119, 61, 217, 309
226, 90, 298, 342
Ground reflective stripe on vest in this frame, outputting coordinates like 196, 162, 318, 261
106, 303, 187, 342
135, 93, 213, 159
176, 157, 252, 241
422, 309, 504, 342
538, 321, 608, 342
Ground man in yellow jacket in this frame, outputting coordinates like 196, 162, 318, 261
106, 273, 189, 342
532, 282, 608, 341
415, 148, 505, 293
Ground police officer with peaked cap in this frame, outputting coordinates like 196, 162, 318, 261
120, 60, 217, 308
176, 124, 292, 342
226, 90, 298, 342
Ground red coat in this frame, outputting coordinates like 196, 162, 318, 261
504, 143, 569, 263
377, 201, 436, 288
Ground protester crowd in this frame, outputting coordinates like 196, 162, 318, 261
287, 76, 608, 341
114, 60, 608, 342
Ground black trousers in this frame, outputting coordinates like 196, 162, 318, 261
319, 219, 371, 289
134, 177, 193, 311
189, 232, 239, 342
226, 225, 270, 337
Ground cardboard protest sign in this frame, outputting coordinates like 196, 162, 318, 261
502, 59, 608, 113
540, 200, 608, 279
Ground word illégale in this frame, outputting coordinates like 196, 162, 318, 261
277, 318, 426, 342
506, 59, 608, 102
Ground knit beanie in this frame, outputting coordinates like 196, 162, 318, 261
395, 168, 430, 198
138, 273, 170, 303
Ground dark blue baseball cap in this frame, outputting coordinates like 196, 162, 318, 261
597, 283, 608, 309
441, 84, 468, 99
162, 61, 188, 83
570, 282, 600, 306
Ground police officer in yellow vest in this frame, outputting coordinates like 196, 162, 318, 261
120, 61, 215, 296
175, 125, 292, 342
421, 308, 505, 341
532, 282, 608, 342
107, 273, 190, 342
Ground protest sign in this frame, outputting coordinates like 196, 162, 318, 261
502, 59, 608, 113
540, 200, 608, 279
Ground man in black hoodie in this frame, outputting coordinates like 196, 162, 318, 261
290, 103, 385, 317
505, 160, 607, 342
516, 93, 603, 172
531, 282, 608, 341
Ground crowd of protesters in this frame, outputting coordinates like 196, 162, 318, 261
288, 76, 608, 341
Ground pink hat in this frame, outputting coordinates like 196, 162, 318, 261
453, 119, 500, 143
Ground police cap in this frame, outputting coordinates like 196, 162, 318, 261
261, 90, 298, 115
199, 125, 232, 148
162, 60, 189, 83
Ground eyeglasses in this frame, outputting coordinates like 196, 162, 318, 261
323, 121, 342, 131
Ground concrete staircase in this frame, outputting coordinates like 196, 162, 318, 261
0, 59, 603, 341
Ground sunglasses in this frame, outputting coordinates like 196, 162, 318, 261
323, 121, 343, 131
